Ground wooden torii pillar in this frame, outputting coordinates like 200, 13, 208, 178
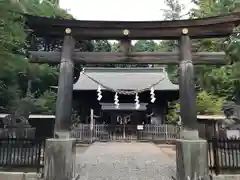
54, 28, 76, 138
177, 28, 206, 180
179, 28, 198, 139
43, 29, 77, 180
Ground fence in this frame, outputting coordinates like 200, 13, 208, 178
71, 124, 180, 143
208, 138, 240, 175
0, 128, 36, 138
0, 138, 45, 172
139, 124, 180, 142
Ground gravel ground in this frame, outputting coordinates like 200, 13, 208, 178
76, 142, 176, 180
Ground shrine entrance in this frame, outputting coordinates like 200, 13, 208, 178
112, 114, 137, 141
100, 111, 142, 141
99, 103, 147, 141
25, 12, 240, 180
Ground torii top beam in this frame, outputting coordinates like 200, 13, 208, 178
25, 12, 240, 40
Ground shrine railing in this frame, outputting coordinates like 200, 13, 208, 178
208, 138, 240, 175
71, 124, 180, 143
0, 138, 45, 172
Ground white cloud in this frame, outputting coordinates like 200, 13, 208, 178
59, 0, 196, 21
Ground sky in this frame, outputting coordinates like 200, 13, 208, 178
59, 0, 197, 21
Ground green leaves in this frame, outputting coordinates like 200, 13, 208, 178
94, 40, 111, 52
196, 91, 225, 115
33, 90, 57, 114
134, 40, 160, 52
19, 0, 73, 18
0, 2, 25, 52
0, 0, 71, 113
199, 66, 234, 98
190, 0, 240, 108
226, 37, 240, 64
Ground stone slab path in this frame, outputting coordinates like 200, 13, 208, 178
76, 142, 176, 180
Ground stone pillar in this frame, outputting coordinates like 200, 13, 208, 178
176, 139, 209, 180
176, 28, 209, 180
44, 139, 76, 180
55, 29, 76, 138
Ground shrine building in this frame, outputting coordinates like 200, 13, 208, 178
70, 67, 179, 125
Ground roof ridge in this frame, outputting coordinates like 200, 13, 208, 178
83, 67, 166, 72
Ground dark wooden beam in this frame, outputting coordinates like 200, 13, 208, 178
179, 28, 198, 136
28, 24, 235, 40
54, 33, 75, 138
25, 12, 240, 40
28, 51, 227, 65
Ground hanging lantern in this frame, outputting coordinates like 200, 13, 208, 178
150, 87, 156, 103
97, 85, 102, 101
114, 92, 119, 109
135, 93, 140, 109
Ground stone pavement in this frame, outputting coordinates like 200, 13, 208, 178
76, 142, 176, 180
157, 144, 176, 160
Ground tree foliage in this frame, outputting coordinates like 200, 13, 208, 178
164, 0, 240, 122
196, 91, 225, 115
191, 0, 240, 103
94, 40, 111, 52
0, 0, 70, 114
134, 40, 160, 52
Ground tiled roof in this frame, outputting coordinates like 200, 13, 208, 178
73, 67, 179, 91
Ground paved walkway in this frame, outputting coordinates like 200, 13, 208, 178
76, 142, 176, 180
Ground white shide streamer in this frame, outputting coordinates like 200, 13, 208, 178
150, 87, 156, 103
114, 92, 119, 109
97, 85, 102, 101
135, 93, 140, 109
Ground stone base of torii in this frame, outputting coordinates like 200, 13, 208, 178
44, 138, 76, 180
176, 130, 209, 180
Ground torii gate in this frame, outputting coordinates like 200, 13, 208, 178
25, 12, 240, 180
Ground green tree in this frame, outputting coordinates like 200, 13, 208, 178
163, 0, 186, 20
160, 0, 185, 122
93, 40, 111, 52
196, 91, 225, 115
134, 40, 159, 52
0, 0, 27, 112
0, 0, 76, 114
191, 0, 240, 103
34, 90, 57, 114
111, 42, 121, 52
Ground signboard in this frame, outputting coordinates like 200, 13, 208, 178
137, 125, 143, 130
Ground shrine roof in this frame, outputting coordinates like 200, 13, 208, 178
24, 12, 240, 40
73, 67, 179, 91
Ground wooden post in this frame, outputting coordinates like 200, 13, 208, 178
44, 28, 77, 180
90, 109, 94, 143
179, 28, 198, 139
55, 28, 76, 138
120, 39, 132, 56
176, 28, 209, 180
